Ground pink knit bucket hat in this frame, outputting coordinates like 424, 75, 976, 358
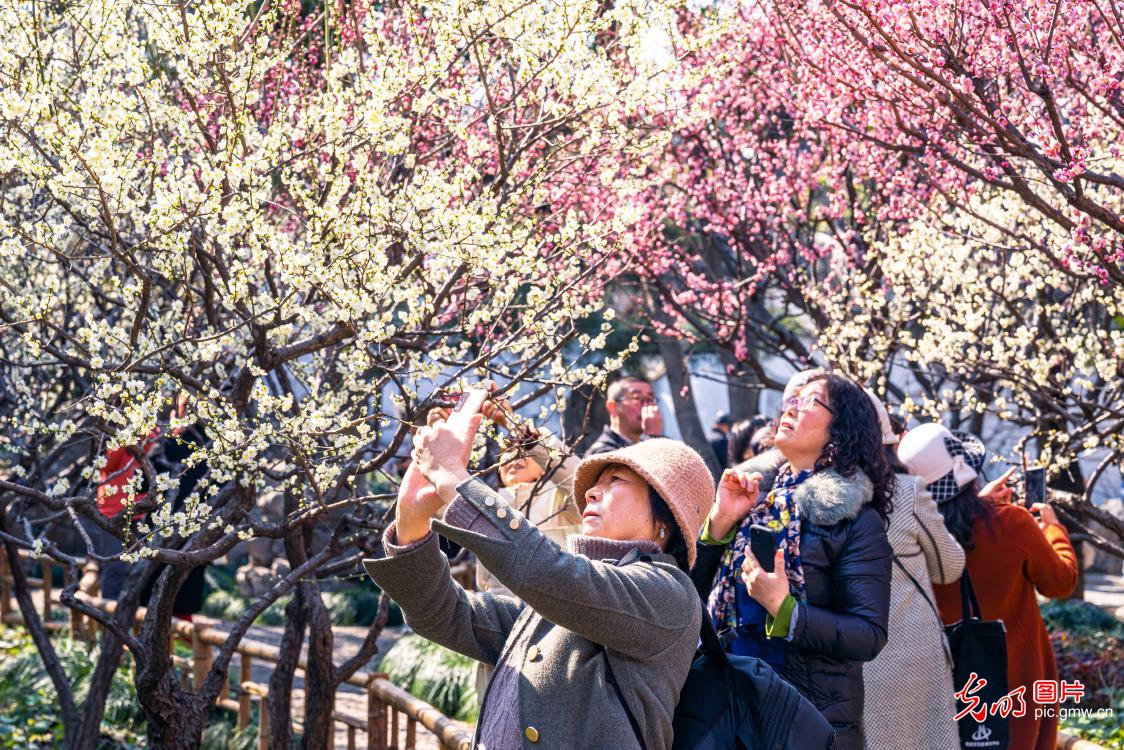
573, 438, 714, 569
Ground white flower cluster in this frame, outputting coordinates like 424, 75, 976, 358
0, 0, 682, 552
820, 185, 1124, 470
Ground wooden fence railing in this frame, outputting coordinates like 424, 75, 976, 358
0, 550, 473, 750
4, 550, 1108, 750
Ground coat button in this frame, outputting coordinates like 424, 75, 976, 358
524, 726, 540, 743
527, 645, 541, 662
496, 507, 508, 519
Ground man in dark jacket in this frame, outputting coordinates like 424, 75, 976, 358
584, 375, 664, 456
707, 411, 732, 470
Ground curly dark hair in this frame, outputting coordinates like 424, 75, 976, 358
804, 373, 895, 523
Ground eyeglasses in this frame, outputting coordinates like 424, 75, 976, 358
618, 394, 657, 406
783, 393, 835, 415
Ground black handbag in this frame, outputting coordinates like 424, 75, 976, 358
945, 571, 1010, 750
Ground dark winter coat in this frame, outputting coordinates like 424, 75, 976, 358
583, 426, 634, 456
693, 467, 893, 750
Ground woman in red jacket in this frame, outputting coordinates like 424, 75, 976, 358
899, 424, 1078, 750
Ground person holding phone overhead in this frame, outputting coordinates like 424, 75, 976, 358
899, 423, 1079, 750
692, 373, 895, 750
364, 386, 713, 749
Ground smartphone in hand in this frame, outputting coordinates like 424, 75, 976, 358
1024, 465, 1046, 509
454, 388, 489, 413
749, 524, 777, 573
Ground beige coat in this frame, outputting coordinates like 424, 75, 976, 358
476, 436, 582, 597
863, 473, 964, 749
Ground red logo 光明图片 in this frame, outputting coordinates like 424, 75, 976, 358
956, 673, 1086, 722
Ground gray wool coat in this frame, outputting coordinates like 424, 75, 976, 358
364, 478, 701, 750
862, 473, 964, 750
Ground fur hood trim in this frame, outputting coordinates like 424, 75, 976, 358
792, 468, 874, 526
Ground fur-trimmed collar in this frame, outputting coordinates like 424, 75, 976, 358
791, 468, 873, 526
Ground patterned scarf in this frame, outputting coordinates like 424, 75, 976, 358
705, 466, 810, 667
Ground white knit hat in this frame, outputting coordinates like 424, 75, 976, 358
573, 438, 714, 569
862, 388, 898, 445
898, 423, 986, 503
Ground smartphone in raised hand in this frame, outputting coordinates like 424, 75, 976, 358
1024, 465, 1046, 510
453, 388, 489, 413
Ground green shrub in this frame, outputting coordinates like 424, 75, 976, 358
1042, 599, 1124, 638
200, 708, 258, 750
1043, 600, 1124, 746
0, 625, 145, 749
201, 588, 249, 622
378, 634, 478, 722
323, 591, 358, 626
204, 564, 238, 594
254, 593, 293, 625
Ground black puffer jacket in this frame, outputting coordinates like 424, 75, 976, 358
692, 467, 892, 750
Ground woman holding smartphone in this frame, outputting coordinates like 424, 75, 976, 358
899, 423, 1078, 750
693, 373, 895, 750
365, 387, 713, 749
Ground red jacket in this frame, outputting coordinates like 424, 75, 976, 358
96, 432, 159, 518
934, 501, 1078, 750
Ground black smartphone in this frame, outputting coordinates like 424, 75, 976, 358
749, 524, 777, 572
1024, 466, 1046, 509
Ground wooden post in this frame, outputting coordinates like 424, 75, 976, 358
405, 718, 416, 750
41, 560, 52, 624
237, 656, 252, 729
367, 677, 387, 750
256, 695, 270, 750
192, 622, 211, 692
328, 719, 336, 750
390, 707, 399, 750
348, 726, 357, 750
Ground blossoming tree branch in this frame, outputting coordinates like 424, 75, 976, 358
0, 0, 678, 747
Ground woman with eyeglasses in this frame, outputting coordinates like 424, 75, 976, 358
692, 373, 895, 750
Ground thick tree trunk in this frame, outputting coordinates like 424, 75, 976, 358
142, 669, 206, 750
269, 504, 311, 749
268, 586, 309, 749
137, 561, 208, 749
719, 347, 762, 421
300, 588, 336, 750
657, 335, 722, 480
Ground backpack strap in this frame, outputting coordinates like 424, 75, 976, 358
597, 547, 650, 750
600, 644, 648, 750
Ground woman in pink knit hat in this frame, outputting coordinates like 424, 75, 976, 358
364, 387, 713, 750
